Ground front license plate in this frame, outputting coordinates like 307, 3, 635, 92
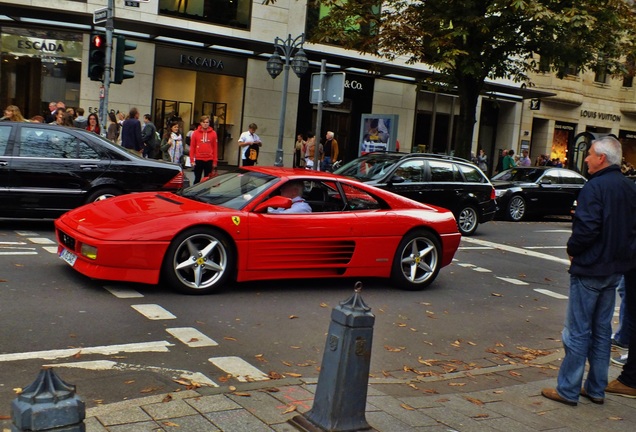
59, 248, 78, 267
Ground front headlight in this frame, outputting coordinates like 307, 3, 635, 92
494, 189, 508, 198
81, 243, 98, 260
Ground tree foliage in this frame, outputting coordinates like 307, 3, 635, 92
265, 0, 636, 158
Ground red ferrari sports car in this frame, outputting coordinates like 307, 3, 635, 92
55, 167, 461, 294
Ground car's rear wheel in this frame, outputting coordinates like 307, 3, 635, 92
162, 228, 235, 295
85, 187, 122, 203
507, 195, 526, 221
391, 230, 441, 291
457, 205, 478, 236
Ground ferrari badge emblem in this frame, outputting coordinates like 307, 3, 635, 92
232, 216, 240, 226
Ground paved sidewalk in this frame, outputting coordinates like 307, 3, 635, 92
77, 351, 636, 432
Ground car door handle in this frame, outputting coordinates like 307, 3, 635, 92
80, 164, 99, 170
0, 161, 7, 166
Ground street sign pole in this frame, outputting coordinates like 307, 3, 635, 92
100, 0, 114, 133
314, 60, 326, 171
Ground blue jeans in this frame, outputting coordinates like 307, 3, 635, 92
613, 276, 631, 347
556, 274, 621, 402
321, 156, 332, 172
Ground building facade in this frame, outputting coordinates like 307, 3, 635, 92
1, 0, 552, 169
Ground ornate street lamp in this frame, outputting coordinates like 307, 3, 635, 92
267, 34, 309, 166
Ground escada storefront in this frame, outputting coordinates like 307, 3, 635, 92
0, 26, 82, 119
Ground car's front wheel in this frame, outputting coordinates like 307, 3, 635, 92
457, 205, 478, 236
391, 230, 441, 291
162, 228, 235, 294
507, 195, 526, 221
85, 187, 122, 203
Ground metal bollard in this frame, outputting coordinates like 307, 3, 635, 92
11, 367, 85, 432
291, 282, 375, 432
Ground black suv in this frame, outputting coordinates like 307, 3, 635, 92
334, 152, 497, 235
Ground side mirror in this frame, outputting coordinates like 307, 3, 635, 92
389, 175, 405, 184
253, 196, 292, 213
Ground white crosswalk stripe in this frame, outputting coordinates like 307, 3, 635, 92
132, 304, 177, 320
167, 327, 219, 347
106, 286, 144, 298
209, 356, 269, 382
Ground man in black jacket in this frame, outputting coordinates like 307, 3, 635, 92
542, 136, 636, 405
121, 107, 143, 155
141, 114, 160, 159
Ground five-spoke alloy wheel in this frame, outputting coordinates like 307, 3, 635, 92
391, 230, 441, 290
163, 228, 235, 294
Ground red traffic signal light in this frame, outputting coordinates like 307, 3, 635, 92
88, 33, 106, 81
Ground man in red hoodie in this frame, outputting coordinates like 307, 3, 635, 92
190, 115, 218, 184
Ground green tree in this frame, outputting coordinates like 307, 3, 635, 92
268, 0, 636, 158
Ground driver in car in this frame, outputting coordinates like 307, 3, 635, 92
268, 181, 312, 213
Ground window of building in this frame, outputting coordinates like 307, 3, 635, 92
305, 1, 379, 47
158, 0, 251, 29
594, 67, 608, 84
623, 55, 634, 88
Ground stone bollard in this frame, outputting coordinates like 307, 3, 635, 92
11, 367, 85, 432
290, 282, 375, 432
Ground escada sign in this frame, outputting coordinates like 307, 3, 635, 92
179, 54, 224, 71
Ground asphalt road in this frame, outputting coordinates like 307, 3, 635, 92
0, 217, 588, 411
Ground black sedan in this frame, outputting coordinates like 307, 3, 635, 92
491, 167, 587, 221
0, 121, 185, 218
335, 152, 497, 235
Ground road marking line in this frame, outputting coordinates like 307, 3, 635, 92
167, 327, 219, 347
27, 237, 56, 245
42, 246, 59, 253
0, 341, 173, 362
15, 231, 39, 236
132, 304, 176, 320
0, 246, 36, 250
0, 252, 38, 255
105, 286, 144, 298
209, 356, 269, 382
534, 288, 568, 299
496, 277, 529, 285
458, 246, 494, 250
46, 360, 219, 387
461, 237, 570, 265
0, 241, 27, 245
525, 246, 567, 249
472, 267, 492, 273
456, 263, 475, 268
534, 230, 572, 233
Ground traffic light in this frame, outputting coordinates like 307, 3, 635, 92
88, 33, 106, 81
113, 35, 137, 84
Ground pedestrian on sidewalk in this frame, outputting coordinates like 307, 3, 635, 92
542, 136, 636, 406
190, 115, 218, 184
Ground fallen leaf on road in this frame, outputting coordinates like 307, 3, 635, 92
319, 303, 328, 308
218, 374, 232, 383
290, 346, 301, 349
423, 389, 439, 394
188, 338, 199, 343
173, 379, 190, 386
282, 404, 297, 414
467, 341, 477, 346
260, 387, 280, 393
289, 315, 298, 319
448, 382, 466, 387
224, 336, 237, 341
162, 421, 180, 427
436, 397, 450, 402
13, 388, 22, 394
282, 361, 293, 366
140, 387, 160, 394
233, 392, 251, 397
229, 386, 237, 391
608, 416, 623, 421
397, 323, 407, 327
471, 413, 489, 419
493, 390, 504, 394
73, 350, 82, 359
400, 403, 415, 411
491, 292, 503, 297
162, 394, 173, 403
286, 372, 302, 378
124, 380, 135, 385
408, 383, 418, 390
384, 345, 404, 352
465, 396, 484, 406
509, 371, 522, 377
268, 371, 284, 379
420, 302, 431, 306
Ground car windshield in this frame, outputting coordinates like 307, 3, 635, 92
491, 168, 544, 183
334, 154, 401, 180
180, 170, 278, 210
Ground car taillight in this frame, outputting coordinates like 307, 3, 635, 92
162, 172, 184, 190
490, 187, 496, 200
